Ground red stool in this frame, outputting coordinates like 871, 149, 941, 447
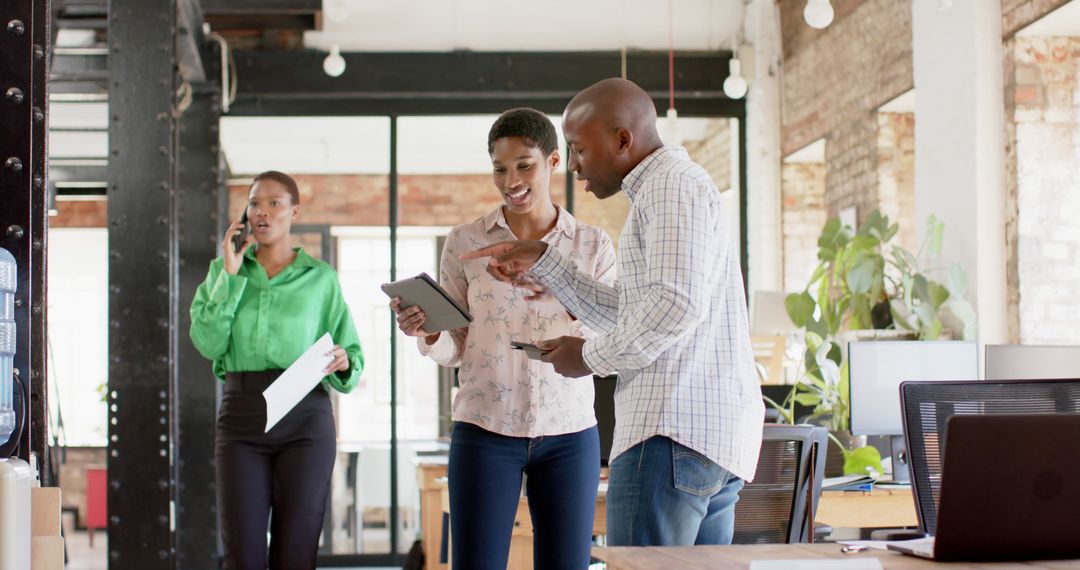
85, 466, 107, 547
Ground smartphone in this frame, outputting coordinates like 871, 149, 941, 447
510, 341, 548, 360
232, 210, 249, 253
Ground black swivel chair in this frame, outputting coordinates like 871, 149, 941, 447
732, 424, 829, 544
899, 378, 1080, 535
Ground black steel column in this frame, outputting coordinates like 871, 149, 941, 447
0, 0, 49, 472
388, 115, 402, 563
27, 0, 49, 479
107, 0, 179, 566
175, 81, 222, 569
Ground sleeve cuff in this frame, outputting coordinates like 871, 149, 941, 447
530, 245, 572, 290
417, 332, 456, 363
583, 337, 618, 377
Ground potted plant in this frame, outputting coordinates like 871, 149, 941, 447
771, 210, 974, 476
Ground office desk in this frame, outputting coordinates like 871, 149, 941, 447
594, 544, 1080, 569
817, 488, 918, 529
430, 478, 917, 569
417, 461, 450, 570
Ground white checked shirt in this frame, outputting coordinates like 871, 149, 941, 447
419, 206, 616, 437
530, 146, 764, 481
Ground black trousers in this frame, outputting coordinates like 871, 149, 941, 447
216, 370, 337, 570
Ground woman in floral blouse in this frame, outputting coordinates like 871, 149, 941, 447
390, 108, 615, 569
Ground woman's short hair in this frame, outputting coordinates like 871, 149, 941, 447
487, 108, 559, 156
251, 170, 300, 205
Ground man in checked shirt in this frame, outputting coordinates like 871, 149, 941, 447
462, 78, 765, 547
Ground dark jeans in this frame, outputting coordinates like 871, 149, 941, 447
448, 421, 600, 570
606, 436, 744, 546
216, 370, 337, 570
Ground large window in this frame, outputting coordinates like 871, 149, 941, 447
47, 228, 109, 446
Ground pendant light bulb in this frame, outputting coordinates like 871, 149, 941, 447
804, 0, 834, 29
323, 44, 346, 77
723, 58, 748, 100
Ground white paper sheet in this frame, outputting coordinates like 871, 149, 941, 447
262, 333, 334, 433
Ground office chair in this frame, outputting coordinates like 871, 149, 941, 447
900, 378, 1080, 536
732, 424, 828, 544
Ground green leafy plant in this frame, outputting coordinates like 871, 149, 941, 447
767, 210, 974, 476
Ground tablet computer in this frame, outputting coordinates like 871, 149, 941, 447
381, 272, 472, 332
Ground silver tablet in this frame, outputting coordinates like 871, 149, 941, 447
381, 273, 472, 332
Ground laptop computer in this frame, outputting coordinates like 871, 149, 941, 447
888, 414, 1080, 561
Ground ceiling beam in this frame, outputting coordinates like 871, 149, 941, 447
202, 0, 321, 31
229, 49, 743, 117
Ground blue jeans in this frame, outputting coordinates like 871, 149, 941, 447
607, 436, 744, 546
447, 421, 600, 570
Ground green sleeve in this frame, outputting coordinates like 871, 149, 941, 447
324, 280, 364, 394
189, 260, 248, 362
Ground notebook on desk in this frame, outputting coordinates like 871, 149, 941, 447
887, 414, 1080, 562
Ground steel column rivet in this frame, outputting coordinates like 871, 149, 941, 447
33, 45, 43, 61
32, 107, 43, 122
6, 20, 25, 36
6, 88, 24, 104
6, 225, 24, 240
4, 157, 23, 173
32, 175, 42, 189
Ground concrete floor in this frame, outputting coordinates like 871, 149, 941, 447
63, 527, 401, 570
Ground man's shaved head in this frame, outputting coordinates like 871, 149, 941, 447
565, 78, 660, 139
562, 78, 665, 199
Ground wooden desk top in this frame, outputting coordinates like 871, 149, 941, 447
817, 487, 918, 529
595, 544, 1080, 569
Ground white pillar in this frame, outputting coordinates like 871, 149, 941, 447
912, 0, 1007, 343
744, 0, 784, 296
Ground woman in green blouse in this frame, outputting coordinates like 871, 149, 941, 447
190, 170, 363, 570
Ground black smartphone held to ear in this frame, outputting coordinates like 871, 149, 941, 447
232, 210, 249, 253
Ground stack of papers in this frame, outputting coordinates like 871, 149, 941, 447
822, 474, 876, 491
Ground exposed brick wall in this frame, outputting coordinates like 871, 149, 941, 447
227, 173, 641, 249
684, 119, 732, 192
781, 162, 827, 292
1008, 36, 1080, 344
1002, 0, 1072, 39
779, 0, 913, 222
1004, 36, 1022, 344
876, 112, 916, 251
50, 201, 107, 228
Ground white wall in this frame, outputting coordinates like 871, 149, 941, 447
745, 0, 785, 295
912, 0, 1008, 343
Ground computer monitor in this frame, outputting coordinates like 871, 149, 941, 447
848, 341, 979, 482
985, 344, 1080, 380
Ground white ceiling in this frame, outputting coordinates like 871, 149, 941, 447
1018, 0, 1080, 36
51, 0, 741, 176
306, 0, 744, 53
